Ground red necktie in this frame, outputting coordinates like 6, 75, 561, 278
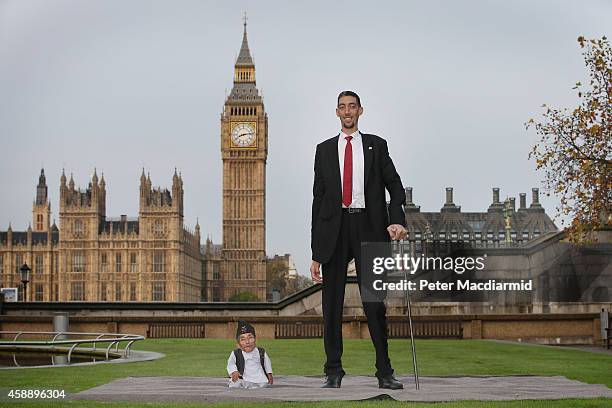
342, 136, 353, 207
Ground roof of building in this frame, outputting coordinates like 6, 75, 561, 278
236, 21, 254, 66
100, 220, 139, 235
0, 230, 60, 245
404, 187, 557, 242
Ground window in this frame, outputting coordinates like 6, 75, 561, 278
115, 282, 122, 301
35, 284, 43, 301
212, 263, 220, 280
73, 251, 85, 272
35, 254, 43, 274
100, 282, 107, 301
36, 214, 43, 231
0, 254, 3, 276
154, 220, 164, 235
115, 253, 122, 272
153, 251, 165, 273
74, 219, 83, 235
212, 287, 220, 302
130, 253, 137, 272
71, 282, 84, 301
152, 282, 165, 301
129, 282, 137, 301
467, 221, 485, 232
15, 254, 23, 273
100, 253, 108, 272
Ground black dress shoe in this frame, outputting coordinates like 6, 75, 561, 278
378, 375, 403, 390
321, 374, 343, 388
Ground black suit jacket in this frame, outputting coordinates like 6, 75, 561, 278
311, 133, 406, 264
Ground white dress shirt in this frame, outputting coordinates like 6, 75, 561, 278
338, 130, 365, 208
226, 347, 273, 384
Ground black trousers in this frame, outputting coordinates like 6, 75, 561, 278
322, 210, 393, 378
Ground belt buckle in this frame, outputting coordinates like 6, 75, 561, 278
348, 207, 359, 214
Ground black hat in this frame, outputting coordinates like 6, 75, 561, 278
236, 320, 256, 339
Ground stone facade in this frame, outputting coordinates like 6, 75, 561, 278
203, 21, 269, 302
0, 169, 201, 302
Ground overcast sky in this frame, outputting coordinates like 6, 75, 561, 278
0, 0, 609, 276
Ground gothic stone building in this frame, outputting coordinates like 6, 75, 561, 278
202, 21, 268, 302
402, 186, 557, 250
0, 169, 202, 302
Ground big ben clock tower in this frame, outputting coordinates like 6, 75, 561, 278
220, 18, 267, 301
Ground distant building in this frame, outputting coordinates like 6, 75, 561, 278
0, 168, 201, 301
402, 186, 557, 249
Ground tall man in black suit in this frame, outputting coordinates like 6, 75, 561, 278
310, 90, 407, 389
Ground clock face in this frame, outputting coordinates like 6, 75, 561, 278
231, 122, 256, 147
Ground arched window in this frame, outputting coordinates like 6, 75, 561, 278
74, 219, 83, 235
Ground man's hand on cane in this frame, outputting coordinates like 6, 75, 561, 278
387, 224, 407, 241
310, 260, 322, 283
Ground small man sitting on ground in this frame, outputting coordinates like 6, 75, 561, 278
227, 320, 273, 389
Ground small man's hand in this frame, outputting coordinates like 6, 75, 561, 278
267, 373, 274, 385
231, 371, 240, 382
387, 224, 407, 241
310, 261, 322, 283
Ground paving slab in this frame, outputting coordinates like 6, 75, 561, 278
70, 375, 612, 402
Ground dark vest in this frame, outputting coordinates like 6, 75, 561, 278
233, 347, 266, 378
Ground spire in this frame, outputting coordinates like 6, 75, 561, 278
92, 168, 98, 184
36, 168, 48, 205
236, 12, 254, 66
100, 172, 105, 188
227, 16, 261, 103
69, 173, 75, 190
140, 167, 147, 184
60, 168, 66, 186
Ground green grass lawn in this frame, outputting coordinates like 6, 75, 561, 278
0, 338, 610, 407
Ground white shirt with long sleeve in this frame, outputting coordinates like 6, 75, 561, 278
338, 130, 365, 208
227, 347, 272, 387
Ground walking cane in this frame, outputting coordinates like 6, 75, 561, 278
398, 239, 420, 390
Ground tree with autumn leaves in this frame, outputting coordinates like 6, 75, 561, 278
527, 36, 611, 242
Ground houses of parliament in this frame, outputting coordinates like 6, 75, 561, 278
0, 22, 281, 302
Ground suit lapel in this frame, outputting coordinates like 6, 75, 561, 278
330, 135, 342, 200
362, 133, 374, 187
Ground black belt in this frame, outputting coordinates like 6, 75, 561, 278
342, 207, 365, 214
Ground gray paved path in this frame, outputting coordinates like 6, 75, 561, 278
70, 375, 612, 402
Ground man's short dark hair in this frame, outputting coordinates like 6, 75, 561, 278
337, 90, 361, 107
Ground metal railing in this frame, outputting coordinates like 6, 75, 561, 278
0, 331, 145, 363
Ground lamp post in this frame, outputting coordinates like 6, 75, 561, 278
19, 263, 31, 302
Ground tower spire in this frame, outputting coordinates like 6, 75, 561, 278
228, 16, 260, 103
36, 168, 48, 205
236, 13, 254, 67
